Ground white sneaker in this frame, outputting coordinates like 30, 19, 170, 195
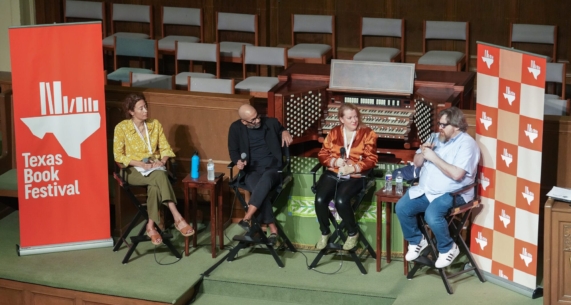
435, 243, 460, 268
405, 236, 428, 261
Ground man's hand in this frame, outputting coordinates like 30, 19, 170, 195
282, 130, 293, 147
335, 158, 346, 168
421, 145, 437, 162
236, 160, 247, 170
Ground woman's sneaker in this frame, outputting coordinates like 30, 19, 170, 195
315, 233, 331, 250
405, 236, 428, 261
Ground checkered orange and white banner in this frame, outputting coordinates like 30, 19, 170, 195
473, 42, 545, 292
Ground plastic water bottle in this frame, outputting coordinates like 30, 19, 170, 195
384, 173, 392, 192
191, 151, 200, 179
207, 159, 215, 181
395, 170, 403, 195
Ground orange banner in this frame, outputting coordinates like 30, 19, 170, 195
473, 42, 545, 292
9, 23, 111, 254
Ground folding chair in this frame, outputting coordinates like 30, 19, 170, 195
203, 146, 296, 276
406, 176, 486, 294
112, 161, 182, 264
308, 163, 377, 274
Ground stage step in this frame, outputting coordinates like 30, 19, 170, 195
199, 276, 396, 305
193, 293, 299, 305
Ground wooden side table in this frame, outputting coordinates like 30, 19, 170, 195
182, 172, 224, 258
375, 185, 408, 274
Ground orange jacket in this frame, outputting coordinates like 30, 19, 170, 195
318, 125, 378, 174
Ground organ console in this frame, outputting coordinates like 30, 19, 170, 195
267, 62, 475, 159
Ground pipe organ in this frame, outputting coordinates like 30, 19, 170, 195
267, 62, 475, 156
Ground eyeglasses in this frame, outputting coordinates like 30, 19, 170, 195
438, 122, 451, 129
242, 115, 260, 125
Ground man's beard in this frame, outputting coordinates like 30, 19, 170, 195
247, 122, 261, 129
439, 133, 450, 143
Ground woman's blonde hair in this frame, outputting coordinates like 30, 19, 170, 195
337, 103, 362, 127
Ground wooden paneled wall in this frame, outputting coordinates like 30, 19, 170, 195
38, 0, 571, 68
104, 86, 252, 236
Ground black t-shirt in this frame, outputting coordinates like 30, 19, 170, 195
247, 127, 276, 170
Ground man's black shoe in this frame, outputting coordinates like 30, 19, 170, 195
267, 233, 278, 245
238, 219, 251, 232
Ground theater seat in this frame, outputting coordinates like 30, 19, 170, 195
175, 42, 220, 87
288, 14, 335, 64
416, 21, 469, 71
353, 17, 405, 63
107, 37, 158, 85
235, 45, 288, 98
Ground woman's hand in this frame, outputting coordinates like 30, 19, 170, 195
339, 164, 355, 175
151, 160, 164, 168
335, 158, 346, 168
140, 162, 153, 170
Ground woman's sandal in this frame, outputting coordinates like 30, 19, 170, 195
146, 228, 163, 245
175, 219, 195, 237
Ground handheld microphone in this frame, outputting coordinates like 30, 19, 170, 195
339, 147, 346, 177
237, 152, 247, 180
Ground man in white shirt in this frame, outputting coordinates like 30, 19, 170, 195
396, 107, 480, 268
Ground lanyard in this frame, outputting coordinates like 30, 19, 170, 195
133, 120, 152, 155
343, 127, 356, 159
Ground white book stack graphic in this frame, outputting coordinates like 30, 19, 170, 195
475, 232, 488, 250
522, 186, 534, 205
499, 209, 510, 228
520, 248, 533, 266
524, 123, 538, 143
503, 86, 516, 105
482, 49, 494, 68
501, 148, 513, 167
528, 60, 541, 79
480, 111, 492, 130
480, 172, 490, 190
22, 81, 101, 159
498, 270, 509, 279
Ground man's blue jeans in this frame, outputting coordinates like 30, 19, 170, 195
395, 191, 465, 253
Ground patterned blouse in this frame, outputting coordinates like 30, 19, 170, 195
113, 118, 176, 167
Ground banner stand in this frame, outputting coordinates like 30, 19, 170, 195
17, 238, 113, 256
9, 22, 111, 255
482, 271, 543, 298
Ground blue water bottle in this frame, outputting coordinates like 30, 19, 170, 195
191, 151, 200, 179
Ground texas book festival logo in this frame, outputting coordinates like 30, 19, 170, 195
20, 81, 101, 199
